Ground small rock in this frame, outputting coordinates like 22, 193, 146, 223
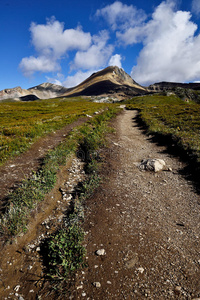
174, 286, 182, 294
82, 292, 86, 296
18, 296, 25, 300
14, 285, 20, 292
96, 249, 106, 256
36, 247, 40, 252
107, 281, 112, 284
93, 282, 101, 288
77, 285, 83, 290
125, 256, 138, 269
137, 267, 144, 274
138, 158, 166, 172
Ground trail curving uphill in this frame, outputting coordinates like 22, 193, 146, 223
74, 110, 200, 299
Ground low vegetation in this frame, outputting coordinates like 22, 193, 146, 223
0, 106, 118, 293
125, 94, 200, 165
0, 97, 112, 165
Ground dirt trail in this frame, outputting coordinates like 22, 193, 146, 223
74, 110, 200, 299
0, 110, 200, 299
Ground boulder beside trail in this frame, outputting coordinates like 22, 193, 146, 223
138, 158, 166, 172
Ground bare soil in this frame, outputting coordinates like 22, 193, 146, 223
73, 110, 200, 299
0, 110, 200, 299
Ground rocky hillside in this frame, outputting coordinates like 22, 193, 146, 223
0, 66, 148, 102
61, 66, 148, 100
148, 81, 200, 91
148, 81, 200, 103
0, 83, 68, 101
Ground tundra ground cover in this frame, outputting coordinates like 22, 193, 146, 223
126, 94, 200, 164
0, 97, 111, 165
0, 107, 118, 293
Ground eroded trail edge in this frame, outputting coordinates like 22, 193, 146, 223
75, 110, 200, 299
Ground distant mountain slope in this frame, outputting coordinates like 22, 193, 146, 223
61, 66, 147, 99
148, 81, 200, 91
0, 83, 68, 101
4, 67, 200, 102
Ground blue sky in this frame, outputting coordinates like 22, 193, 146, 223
1, 0, 200, 90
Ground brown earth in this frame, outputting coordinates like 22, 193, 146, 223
0, 110, 200, 299
73, 110, 200, 299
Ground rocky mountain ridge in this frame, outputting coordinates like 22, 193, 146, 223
0, 83, 68, 101
61, 66, 147, 100
148, 81, 200, 91
1, 67, 200, 102
0, 67, 147, 101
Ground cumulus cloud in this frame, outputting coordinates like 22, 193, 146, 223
63, 70, 96, 88
108, 54, 122, 68
72, 30, 114, 70
20, 18, 92, 76
30, 17, 91, 57
19, 56, 60, 77
95, 1, 146, 31
192, 0, 200, 15
130, 1, 200, 85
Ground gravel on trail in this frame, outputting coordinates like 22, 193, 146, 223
74, 110, 200, 300
0, 110, 200, 299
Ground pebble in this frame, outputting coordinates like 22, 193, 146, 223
14, 285, 20, 292
175, 286, 182, 294
82, 292, 86, 296
93, 282, 101, 288
77, 285, 83, 290
137, 267, 144, 274
125, 256, 138, 269
107, 281, 112, 284
19, 297, 25, 300
96, 249, 106, 256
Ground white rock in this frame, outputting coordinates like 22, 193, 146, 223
77, 285, 83, 290
139, 158, 166, 172
14, 285, 20, 292
96, 249, 106, 256
93, 282, 101, 288
137, 267, 145, 274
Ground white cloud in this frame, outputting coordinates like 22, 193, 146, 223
95, 1, 146, 31
20, 18, 92, 76
19, 56, 60, 76
63, 70, 96, 88
130, 1, 200, 85
109, 54, 122, 68
72, 30, 114, 70
30, 17, 91, 57
192, 0, 200, 15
